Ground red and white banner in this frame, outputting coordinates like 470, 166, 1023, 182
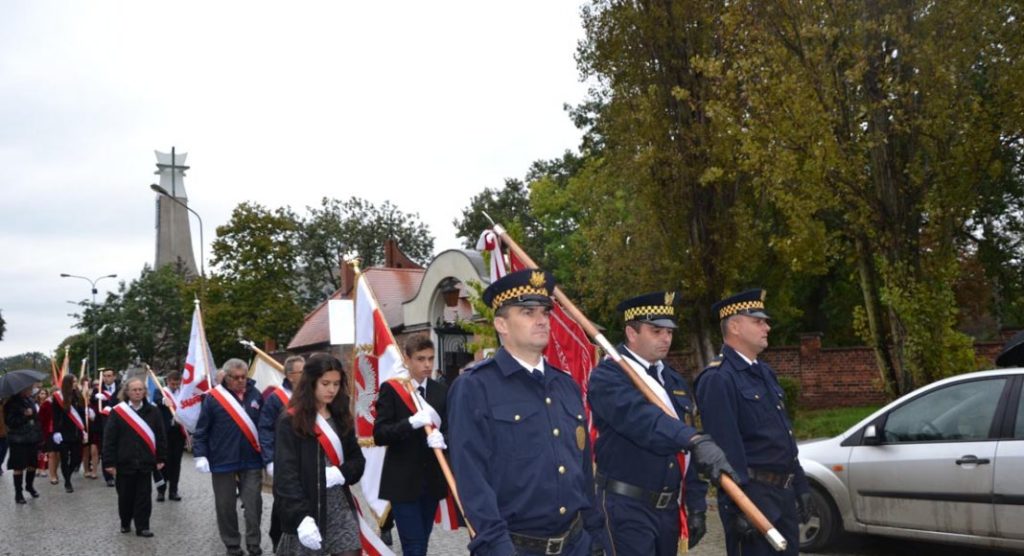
209, 385, 261, 453
315, 413, 343, 467
245, 341, 285, 398
174, 302, 215, 433
434, 494, 460, 531
352, 496, 395, 556
53, 391, 86, 434
112, 402, 157, 456
353, 271, 406, 522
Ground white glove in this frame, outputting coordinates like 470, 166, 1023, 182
265, 463, 274, 478
87, 408, 96, 420
325, 465, 346, 488
408, 409, 433, 429
194, 456, 210, 473
297, 516, 322, 550
53, 432, 63, 445
416, 398, 443, 428
426, 429, 447, 450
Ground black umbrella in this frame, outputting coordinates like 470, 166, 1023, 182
0, 369, 48, 399
996, 330, 1024, 368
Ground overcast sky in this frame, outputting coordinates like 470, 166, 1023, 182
0, 1, 590, 358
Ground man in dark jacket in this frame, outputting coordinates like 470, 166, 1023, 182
258, 354, 305, 551
102, 377, 167, 537
193, 359, 265, 556
373, 336, 449, 556
154, 370, 186, 502
93, 368, 121, 487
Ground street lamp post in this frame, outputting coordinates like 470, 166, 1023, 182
150, 183, 205, 280
60, 273, 117, 377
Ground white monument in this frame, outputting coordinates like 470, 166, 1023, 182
153, 148, 198, 275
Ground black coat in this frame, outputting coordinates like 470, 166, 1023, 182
52, 391, 86, 442
273, 410, 365, 535
372, 378, 449, 502
102, 402, 167, 473
4, 394, 41, 446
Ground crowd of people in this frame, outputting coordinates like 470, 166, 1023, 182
1, 268, 808, 556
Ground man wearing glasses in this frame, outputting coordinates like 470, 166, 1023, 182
193, 359, 266, 556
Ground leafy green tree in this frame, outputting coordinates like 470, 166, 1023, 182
0, 309, 5, 342
708, 0, 1023, 393
0, 351, 49, 373
453, 178, 545, 257
297, 197, 435, 309
207, 202, 305, 359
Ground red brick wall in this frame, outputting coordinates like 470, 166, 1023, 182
667, 329, 1019, 410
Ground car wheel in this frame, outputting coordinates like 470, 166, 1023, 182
800, 486, 840, 552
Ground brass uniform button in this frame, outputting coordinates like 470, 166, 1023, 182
558, 466, 566, 474
545, 397, 552, 405
514, 415, 521, 422
559, 507, 567, 515
553, 428, 560, 437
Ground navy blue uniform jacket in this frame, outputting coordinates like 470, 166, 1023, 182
449, 347, 609, 556
193, 380, 264, 473
588, 345, 708, 512
694, 345, 808, 494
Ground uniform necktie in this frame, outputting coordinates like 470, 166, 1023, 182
647, 364, 662, 385
417, 386, 425, 398
529, 369, 544, 383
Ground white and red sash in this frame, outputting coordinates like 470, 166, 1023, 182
209, 385, 261, 452
53, 391, 86, 434
315, 413, 344, 467
112, 402, 157, 456
272, 386, 291, 407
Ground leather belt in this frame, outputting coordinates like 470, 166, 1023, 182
509, 514, 582, 555
747, 467, 795, 489
596, 473, 678, 510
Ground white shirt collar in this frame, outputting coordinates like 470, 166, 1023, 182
623, 346, 662, 372
511, 354, 545, 376
130, 400, 143, 411
734, 350, 757, 366
410, 377, 427, 392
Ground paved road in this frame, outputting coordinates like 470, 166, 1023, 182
1, 457, 1018, 555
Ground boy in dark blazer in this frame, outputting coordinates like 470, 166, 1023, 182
373, 336, 449, 556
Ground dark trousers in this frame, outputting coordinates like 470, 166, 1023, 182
599, 487, 680, 556
719, 481, 799, 556
96, 431, 115, 482
212, 469, 262, 549
270, 496, 283, 549
116, 470, 153, 531
158, 430, 185, 494
390, 490, 440, 556
59, 441, 83, 485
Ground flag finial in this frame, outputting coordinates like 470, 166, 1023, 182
348, 257, 362, 275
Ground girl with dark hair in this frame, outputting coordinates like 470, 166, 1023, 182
52, 375, 87, 493
274, 353, 365, 556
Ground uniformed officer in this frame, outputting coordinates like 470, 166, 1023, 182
588, 291, 733, 555
694, 289, 811, 556
448, 269, 611, 556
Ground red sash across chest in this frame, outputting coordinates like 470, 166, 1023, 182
112, 402, 157, 456
53, 391, 86, 433
209, 385, 261, 452
315, 414, 344, 467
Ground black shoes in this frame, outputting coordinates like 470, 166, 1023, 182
106, 479, 115, 487
246, 546, 263, 556
136, 529, 154, 538
156, 491, 165, 502
168, 492, 182, 501
65, 484, 74, 493
15, 494, 27, 505
121, 526, 131, 534
25, 488, 40, 498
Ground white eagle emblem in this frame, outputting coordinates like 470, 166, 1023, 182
354, 354, 378, 426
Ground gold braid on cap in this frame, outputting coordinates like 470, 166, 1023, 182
718, 300, 765, 320
491, 285, 550, 310
624, 305, 675, 321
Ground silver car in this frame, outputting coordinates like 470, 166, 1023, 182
798, 369, 1024, 552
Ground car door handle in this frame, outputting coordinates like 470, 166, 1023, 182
955, 455, 991, 465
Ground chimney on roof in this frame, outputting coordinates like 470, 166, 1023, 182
340, 258, 356, 297
384, 238, 423, 270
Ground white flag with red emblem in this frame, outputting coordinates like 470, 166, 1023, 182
174, 301, 215, 433
353, 270, 401, 555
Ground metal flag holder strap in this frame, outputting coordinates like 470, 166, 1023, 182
488, 219, 788, 552
348, 259, 476, 540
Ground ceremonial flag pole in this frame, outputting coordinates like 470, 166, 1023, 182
80, 358, 89, 444
488, 219, 788, 552
351, 259, 473, 542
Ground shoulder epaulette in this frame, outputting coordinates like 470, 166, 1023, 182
704, 355, 724, 369
463, 358, 492, 374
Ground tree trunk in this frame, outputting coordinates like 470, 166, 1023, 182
854, 234, 901, 397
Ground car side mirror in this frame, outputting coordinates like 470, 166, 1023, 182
863, 424, 882, 446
